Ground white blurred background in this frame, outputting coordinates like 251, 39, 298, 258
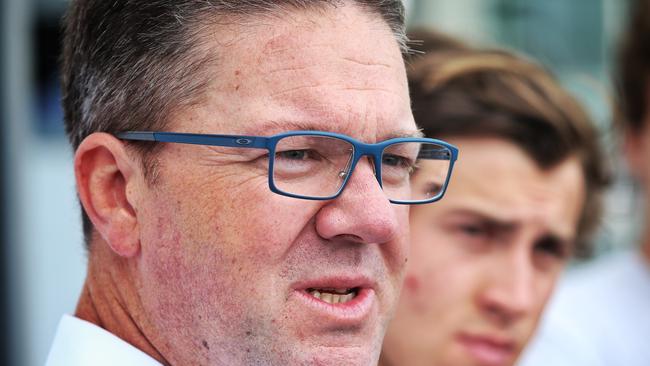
0, 0, 635, 365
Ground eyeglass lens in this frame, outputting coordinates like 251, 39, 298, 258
272, 135, 451, 202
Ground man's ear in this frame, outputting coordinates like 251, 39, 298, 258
75, 132, 142, 257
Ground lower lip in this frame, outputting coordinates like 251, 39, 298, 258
457, 336, 514, 366
293, 288, 375, 326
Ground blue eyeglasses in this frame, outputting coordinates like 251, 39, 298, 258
116, 130, 458, 204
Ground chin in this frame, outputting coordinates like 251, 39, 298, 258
305, 346, 380, 366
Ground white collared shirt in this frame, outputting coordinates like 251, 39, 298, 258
46, 314, 163, 366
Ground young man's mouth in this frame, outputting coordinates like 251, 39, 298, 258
457, 332, 517, 366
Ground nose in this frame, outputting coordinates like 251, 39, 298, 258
314, 157, 403, 245
477, 248, 536, 325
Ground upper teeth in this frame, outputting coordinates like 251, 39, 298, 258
308, 289, 357, 304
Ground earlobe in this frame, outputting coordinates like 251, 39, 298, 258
75, 132, 141, 257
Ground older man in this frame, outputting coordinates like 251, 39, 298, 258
45, 1, 457, 365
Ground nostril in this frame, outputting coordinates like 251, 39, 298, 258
333, 234, 365, 244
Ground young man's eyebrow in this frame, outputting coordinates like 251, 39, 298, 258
446, 208, 519, 229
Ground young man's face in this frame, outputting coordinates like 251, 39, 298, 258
382, 137, 585, 366
130, 4, 415, 365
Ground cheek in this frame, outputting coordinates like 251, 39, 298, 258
534, 273, 560, 309
403, 229, 481, 312
400, 238, 443, 313
403, 274, 420, 293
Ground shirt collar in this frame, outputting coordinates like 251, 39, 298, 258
46, 314, 163, 366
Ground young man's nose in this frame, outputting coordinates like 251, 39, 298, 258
477, 249, 536, 325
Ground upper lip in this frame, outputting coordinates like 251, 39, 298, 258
291, 274, 376, 292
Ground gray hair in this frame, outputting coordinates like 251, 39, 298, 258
61, 0, 407, 246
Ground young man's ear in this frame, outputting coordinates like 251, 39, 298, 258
75, 132, 142, 257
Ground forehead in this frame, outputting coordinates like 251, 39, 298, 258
418, 137, 585, 237
174, 4, 414, 141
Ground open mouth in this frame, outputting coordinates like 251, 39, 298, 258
307, 287, 359, 305
292, 278, 375, 323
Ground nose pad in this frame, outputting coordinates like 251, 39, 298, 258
339, 156, 378, 182
339, 152, 355, 180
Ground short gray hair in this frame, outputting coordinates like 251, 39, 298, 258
61, 0, 407, 246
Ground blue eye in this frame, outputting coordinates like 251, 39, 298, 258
276, 150, 322, 161
382, 154, 414, 169
278, 150, 307, 160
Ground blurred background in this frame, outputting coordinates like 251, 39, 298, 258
0, 0, 636, 365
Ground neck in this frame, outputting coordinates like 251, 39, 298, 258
75, 240, 168, 365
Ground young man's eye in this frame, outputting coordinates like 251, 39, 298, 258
459, 224, 487, 237
534, 236, 569, 259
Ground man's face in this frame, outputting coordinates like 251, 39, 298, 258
382, 137, 585, 366
130, 5, 414, 366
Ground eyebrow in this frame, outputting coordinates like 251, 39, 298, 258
387, 129, 425, 139
252, 119, 423, 141
447, 208, 576, 250
447, 209, 518, 231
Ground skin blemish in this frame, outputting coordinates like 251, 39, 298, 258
404, 275, 420, 293
202, 340, 210, 350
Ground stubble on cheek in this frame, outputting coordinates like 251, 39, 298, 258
142, 204, 301, 363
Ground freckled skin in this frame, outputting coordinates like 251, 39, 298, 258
381, 138, 586, 366
78, 4, 413, 366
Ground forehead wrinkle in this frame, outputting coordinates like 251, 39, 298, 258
193, 4, 413, 142
262, 42, 334, 58
268, 83, 404, 101
261, 54, 402, 87
341, 56, 391, 69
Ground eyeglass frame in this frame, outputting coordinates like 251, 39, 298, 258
115, 130, 458, 204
